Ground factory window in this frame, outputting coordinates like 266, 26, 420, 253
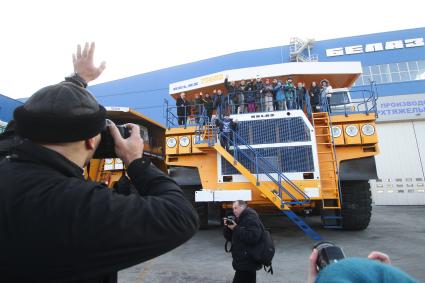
354, 59, 425, 86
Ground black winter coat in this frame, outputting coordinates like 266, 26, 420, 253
202, 97, 213, 111
0, 140, 199, 283
310, 85, 321, 105
223, 208, 263, 271
176, 97, 189, 117
224, 79, 239, 104
213, 94, 225, 109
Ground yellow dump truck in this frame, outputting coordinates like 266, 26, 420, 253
88, 62, 379, 240
164, 62, 379, 240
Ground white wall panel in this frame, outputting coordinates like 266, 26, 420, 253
413, 120, 425, 178
375, 122, 422, 178
372, 121, 425, 205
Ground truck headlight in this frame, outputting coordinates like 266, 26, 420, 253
361, 124, 375, 136
331, 126, 342, 138
166, 137, 177, 148
179, 136, 190, 147
345, 125, 359, 137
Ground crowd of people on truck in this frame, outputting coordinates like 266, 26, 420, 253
175, 76, 334, 125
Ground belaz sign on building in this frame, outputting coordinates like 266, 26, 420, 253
326, 38, 424, 57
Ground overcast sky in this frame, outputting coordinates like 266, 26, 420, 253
0, 0, 424, 99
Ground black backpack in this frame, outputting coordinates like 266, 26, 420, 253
248, 224, 275, 274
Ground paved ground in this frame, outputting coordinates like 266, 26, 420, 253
118, 206, 425, 283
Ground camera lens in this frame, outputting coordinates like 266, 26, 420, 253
313, 241, 346, 270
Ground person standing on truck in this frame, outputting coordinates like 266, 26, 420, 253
320, 79, 333, 113
202, 92, 214, 120
218, 116, 237, 150
254, 77, 264, 112
223, 200, 263, 283
245, 82, 256, 113
216, 116, 237, 150
194, 92, 203, 124
224, 75, 238, 115
295, 82, 307, 110
262, 78, 274, 112
237, 80, 247, 113
273, 79, 285, 110
176, 92, 189, 125
0, 43, 199, 283
213, 89, 225, 118
310, 81, 321, 112
283, 77, 296, 110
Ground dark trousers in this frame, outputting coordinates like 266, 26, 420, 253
327, 97, 332, 113
178, 116, 186, 126
233, 270, 256, 283
220, 132, 231, 150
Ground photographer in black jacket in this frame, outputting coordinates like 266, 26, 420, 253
223, 200, 263, 283
0, 42, 199, 283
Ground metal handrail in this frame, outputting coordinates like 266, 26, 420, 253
165, 103, 210, 129
353, 87, 378, 115
222, 134, 299, 203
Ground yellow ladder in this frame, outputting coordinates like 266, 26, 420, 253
312, 112, 341, 209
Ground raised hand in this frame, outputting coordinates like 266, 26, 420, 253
72, 42, 106, 83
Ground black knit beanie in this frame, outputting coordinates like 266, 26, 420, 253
14, 82, 106, 143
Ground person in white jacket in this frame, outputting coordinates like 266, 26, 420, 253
320, 79, 333, 112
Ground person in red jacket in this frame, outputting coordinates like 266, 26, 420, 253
0, 43, 199, 283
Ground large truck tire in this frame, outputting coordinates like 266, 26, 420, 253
340, 180, 372, 230
182, 186, 209, 230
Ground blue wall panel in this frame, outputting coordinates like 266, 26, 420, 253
351, 80, 425, 99
0, 94, 23, 122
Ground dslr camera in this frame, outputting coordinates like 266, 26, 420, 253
225, 215, 236, 225
94, 121, 130, 159
313, 241, 346, 270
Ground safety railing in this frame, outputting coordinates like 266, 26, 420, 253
164, 99, 212, 129
320, 82, 378, 117
164, 82, 378, 128
354, 81, 379, 116
208, 118, 311, 206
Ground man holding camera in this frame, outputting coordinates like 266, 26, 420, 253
223, 200, 263, 283
0, 43, 199, 282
